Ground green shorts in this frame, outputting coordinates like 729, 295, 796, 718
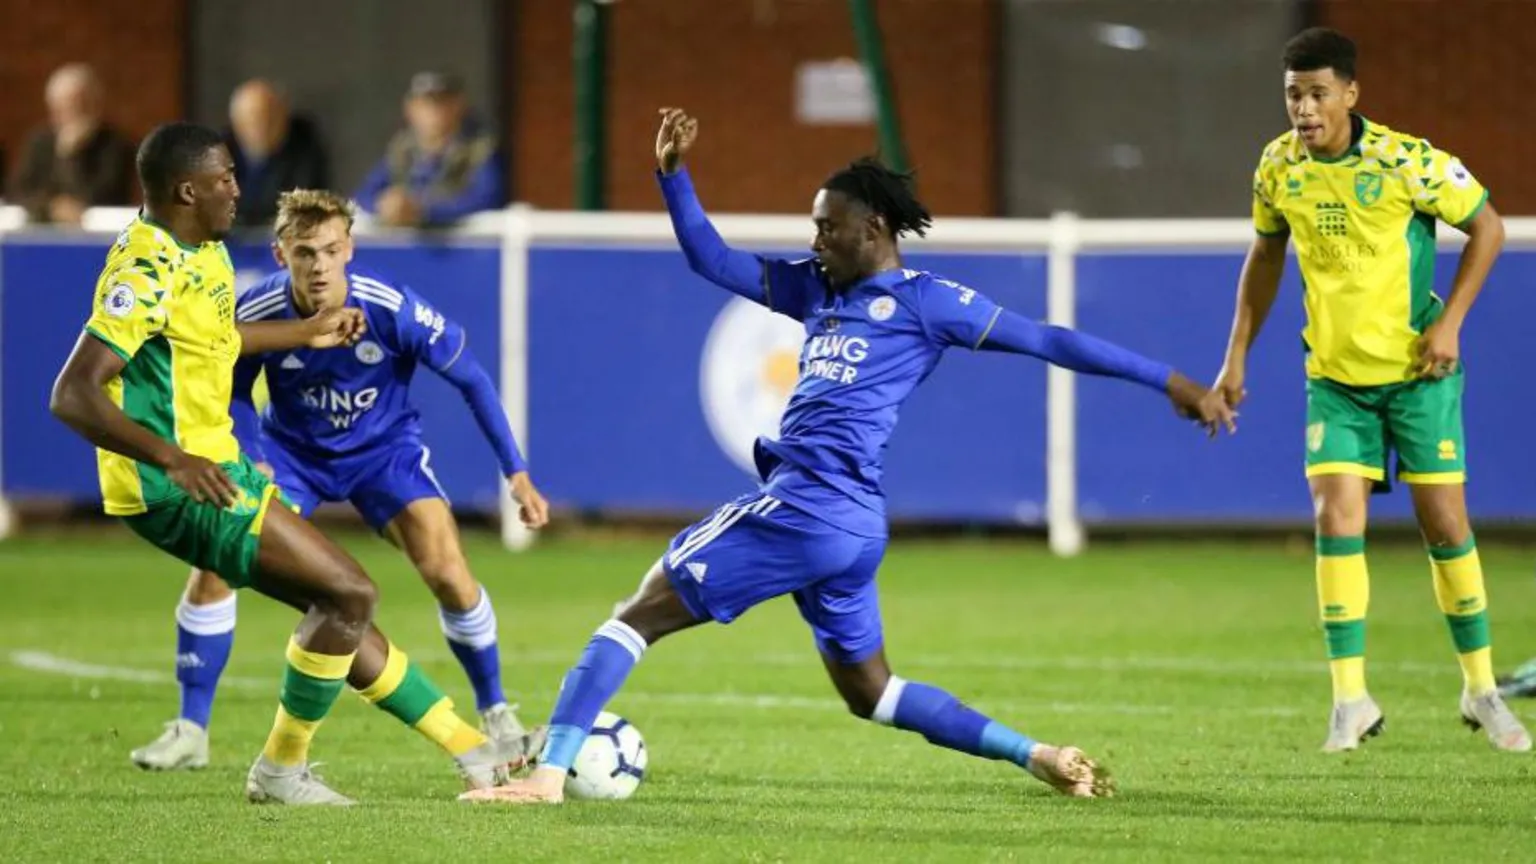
122, 456, 291, 588
1305, 371, 1466, 492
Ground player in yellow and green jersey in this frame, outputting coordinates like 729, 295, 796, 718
50, 123, 529, 805
1208, 28, 1529, 754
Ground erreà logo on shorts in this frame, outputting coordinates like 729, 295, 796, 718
700, 297, 806, 475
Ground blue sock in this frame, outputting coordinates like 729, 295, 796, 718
541, 619, 648, 771
875, 677, 1038, 769
175, 593, 236, 730
439, 587, 506, 713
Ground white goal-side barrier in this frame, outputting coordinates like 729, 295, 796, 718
5, 204, 1535, 554
496, 207, 1536, 556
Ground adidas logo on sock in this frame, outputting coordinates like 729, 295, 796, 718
176, 652, 205, 669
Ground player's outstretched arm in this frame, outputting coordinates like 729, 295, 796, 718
50, 334, 241, 505
237, 307, 367, 355
409, 300, 549, 529
980, 309, 1235, 435
654, 107, 768, 302
434, 348, 549, 528
1213, 233, 1288, 407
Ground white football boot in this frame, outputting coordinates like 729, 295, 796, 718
130, 719, 210, 771
1321, 696, 1385, 752
245, 758, 355, 806
482, 703, 549, 769
1460, 690, 1533, 752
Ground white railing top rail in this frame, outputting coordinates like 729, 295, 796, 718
5, 203, 1536, 251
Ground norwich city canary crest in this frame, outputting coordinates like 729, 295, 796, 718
1354, 172, 1382, 206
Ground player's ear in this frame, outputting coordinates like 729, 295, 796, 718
867, 212, 887, 242
271, 241, 287, 270
174, 180, 195, 207
1344, 79, 1359, 110
341, 233, 356, 265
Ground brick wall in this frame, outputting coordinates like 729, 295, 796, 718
0, 0, 186, 197
1318, 0, 1536, 213
510, 0, 998, 215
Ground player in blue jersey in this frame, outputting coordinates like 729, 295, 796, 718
460, 109, 1234, 805
131, 189, 550, 772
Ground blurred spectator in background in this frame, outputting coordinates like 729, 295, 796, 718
225, 79, 330, 228
8, 63, 135, 225
356, 72, 504, 227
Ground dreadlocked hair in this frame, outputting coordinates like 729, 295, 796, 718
821, 157, 933, 239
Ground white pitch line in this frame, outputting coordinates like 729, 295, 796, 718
76, 648, 1465, 678
8, 650, 273, 691
2, 648, 1405, 720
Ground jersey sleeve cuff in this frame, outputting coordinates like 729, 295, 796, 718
85, 326, 132, 363
1455, 190, 1490, 230
1255, 225, 1290, 238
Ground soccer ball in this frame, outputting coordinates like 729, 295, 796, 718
563, 711, 647, 800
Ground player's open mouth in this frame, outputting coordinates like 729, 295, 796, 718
1297, 124, 1323, 139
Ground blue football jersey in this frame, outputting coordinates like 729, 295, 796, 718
233, 268, 467, 460
750, 262, 1003, 538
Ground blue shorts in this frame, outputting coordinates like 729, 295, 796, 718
661, 492, 887, 664
262, 436, 449, 532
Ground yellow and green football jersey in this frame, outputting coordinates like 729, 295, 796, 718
83, 217, 241, 515
1251, 115, 1488, 386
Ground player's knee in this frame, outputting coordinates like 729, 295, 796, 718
184, 569, 234, 605
325, 564, 379, 624
1313, 490, 1366, 536
414, 552, 476, 607
1418, 505, 1471, 549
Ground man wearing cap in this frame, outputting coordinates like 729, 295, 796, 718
356, 72, 505, 227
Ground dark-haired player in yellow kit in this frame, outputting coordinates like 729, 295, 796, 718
1207, 28, 1529, 753
50, 122, 523, 804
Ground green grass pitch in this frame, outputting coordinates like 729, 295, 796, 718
3, 528, 1536, 862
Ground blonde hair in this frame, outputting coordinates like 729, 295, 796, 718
274, 189, 355, 240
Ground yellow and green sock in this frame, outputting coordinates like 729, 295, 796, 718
262, 637, 355, 767
1316, 535, 1369, 702
357, 642, 488, 757
1429, 536, 1495, 695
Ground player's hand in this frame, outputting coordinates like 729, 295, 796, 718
303, 307, 367, 348
166, 452, 241, 508
1416, 318, 1461, 379
1167, 371, 1237, 437
508, 471, 550, 529
656, 108, 698, 174
1212, 361, 1247, 410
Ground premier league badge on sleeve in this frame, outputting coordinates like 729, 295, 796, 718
104, 283, 137, 318
1446, 158, 1473, 189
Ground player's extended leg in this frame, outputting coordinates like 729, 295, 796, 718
243, 505, 514, 803
799, 544, 1111, 798
819, 649, 1112, 798
247, 509, 526, 796
383, 497, 533, 749
129, 568, 235, 770
459, 559, 703, 804
1310, 473, 1384, 752
1409, 482, 1530, 751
